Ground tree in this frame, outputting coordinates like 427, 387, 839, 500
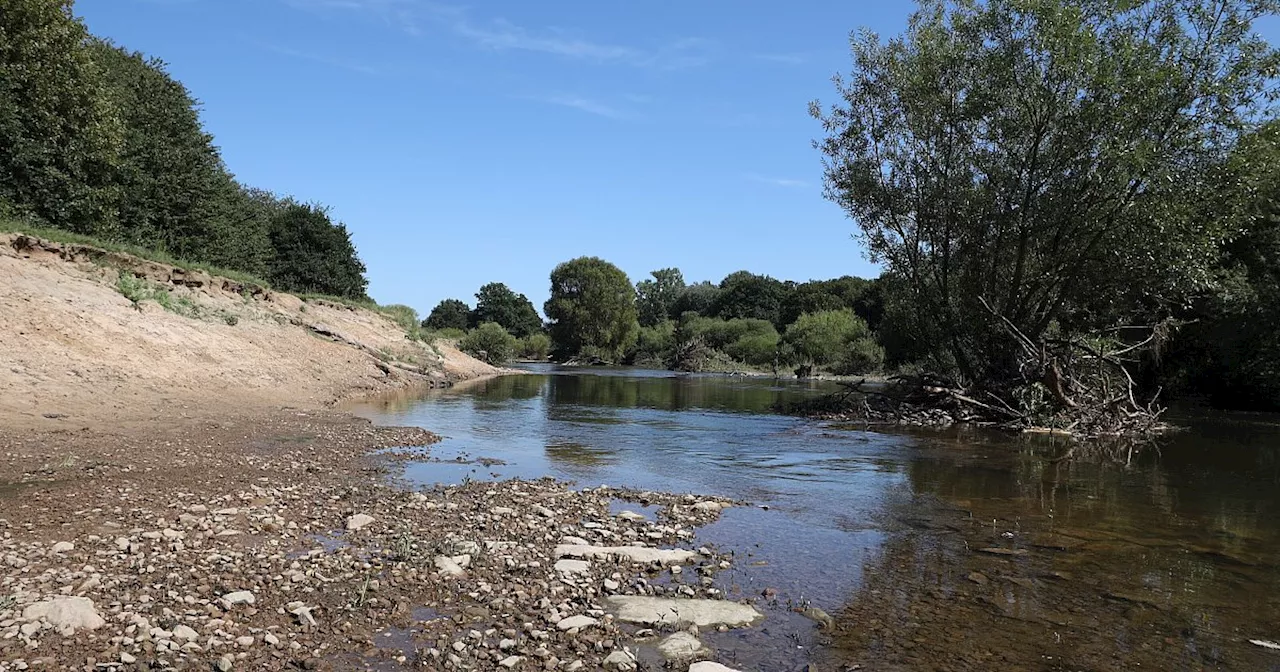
636, 268, 685, 326
0, 0, 122, 235
267, 202, 368, 299
544, 257, 639, 362
472, 282, 542, 337
783, 309, 881, 375
88, 40, 272, 275
710, 271, 790, 327
459, 322, 516, 365
425, 299, 472, 331
671, 281, 720, 317
813, 0, 1279, 412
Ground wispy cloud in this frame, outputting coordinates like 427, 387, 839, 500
260, 43, 383, 76
747, 174, 811, 189
280, 0, 714, 69
531, 94, 635, 120
754, 52, 809, 65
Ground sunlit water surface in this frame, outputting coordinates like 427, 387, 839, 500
348, 364, 1280, 671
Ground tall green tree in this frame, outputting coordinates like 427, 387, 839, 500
671, 281, 720, 317
87, 40, 272, 273
545, 257, 639, 362
472, 282, 542, 337
813, 0, 1280, 385
0, 0, 121, 235
636, 268, 685, 326
266, 203, 368, 299
424, 299, 472, 331
711, 271, 790, 327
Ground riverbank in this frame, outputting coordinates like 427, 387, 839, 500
0, 410, 752, 671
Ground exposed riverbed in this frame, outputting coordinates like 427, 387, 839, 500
348, 364, 1280, 671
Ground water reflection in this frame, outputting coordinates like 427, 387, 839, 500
348, 366, 1280, 671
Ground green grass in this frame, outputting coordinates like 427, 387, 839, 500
1, 219, 271, 288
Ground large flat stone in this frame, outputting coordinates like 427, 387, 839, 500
605, 596, 763, 628
689, 663, 745, 672
554, 544, 699, 564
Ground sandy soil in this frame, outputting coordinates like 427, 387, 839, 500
0, 233, 498, 431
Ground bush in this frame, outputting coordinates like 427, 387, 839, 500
629, 321, 676, 366
836, 337, 886, 374
783, 309, 876, 372
459, 322, 516, 365
519, 332, 551, 360
724, 331, 780, 367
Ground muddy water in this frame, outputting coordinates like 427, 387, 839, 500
348, 365, 1280, 671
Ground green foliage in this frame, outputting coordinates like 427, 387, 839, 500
424, 298, 471, 331
459, 322, 516, 365
783, 309, 878, 373
518, 332, 552, 360
813, 0, 1280, 384
670, 281, 720, 317
0, 0, 122, 237
636, 268, 685, 327
780, 276, 882, 331
545, 257, 639, 362
379, 304, 423, 339
628, 320, 676, 367
472, 283, 542, 337
267, 203, 368, 299
839, 336, 886, 375
710, 271, 789, 327
426, 327, 467, 340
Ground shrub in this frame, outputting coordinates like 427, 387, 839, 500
837, 337, 886, 374
629, 321, 676, 366
724, 331, 780, 367
519, 332, 551, 360
783, 309, 875, 371
459, 322, 516, 365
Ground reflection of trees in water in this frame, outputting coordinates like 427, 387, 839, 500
541, 373, 832, 414
823, 426, 1280, 670
544, 441, 618, 480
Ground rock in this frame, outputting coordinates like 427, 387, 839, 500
491, 507, 515, 515
605, 596, 763, 628
554, 559, 591, 576
236, 634, 255, 647
346, 513, 375, 531
616, 511, 647, 522
171, 624, 199, 641
555, 615, 599, 631
555, 545, 699, 565
434, 555, 466, 577
603, 579, 620, 591
656, 632, 709, 664
795, 606, 834, 630
120, 652, 137, 664
499, 655, 522, 668
689, 663, 745, 672
603, 650, 637, 670
967, 572, 989, 586
216, 654, 234, 671
265, 633, 280, 646
22, 596, 105, 634
499, 638, 517, 650
692, 502, 726, 512
1250, 639, 1280, 650
221, 591, 256, 607
50, 541, 74, 553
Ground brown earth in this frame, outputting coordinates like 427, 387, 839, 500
0, 234, 754, 672
0, 232, 500, 431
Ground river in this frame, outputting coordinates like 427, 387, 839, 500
348, 364, 1280, 671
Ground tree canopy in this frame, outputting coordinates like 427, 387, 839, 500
636, 268, 685, 327
545, 257, 639, 362
266, 202, 368, 299
424, 299, 472, 332
813, 0, 1280, 390
710, 271, 789, 327
472, 282, 542, 337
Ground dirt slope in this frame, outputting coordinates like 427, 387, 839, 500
0, 233, 498, 430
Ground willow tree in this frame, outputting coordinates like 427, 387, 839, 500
813, 0, 1278, 427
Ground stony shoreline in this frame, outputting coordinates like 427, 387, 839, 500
0, 410, 761, 671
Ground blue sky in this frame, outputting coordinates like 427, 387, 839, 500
75, 1, 1280, 316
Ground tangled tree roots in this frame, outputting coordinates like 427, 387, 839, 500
793, 301, 1171, 439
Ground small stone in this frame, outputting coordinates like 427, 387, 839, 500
603, 650, 637, 670
221, 591, 255, 607
554, 559, 590, 576
236, 635, 255, 647
346, 514, 375, 531
120, 652, 137, 664
264, 633, 280, 646
556, 615, 598, 631
499, 638, 517, 650
51, 541, 74, 553
172, 624, 199, 641
499, 655, 522, 668
216, 654, 235, 671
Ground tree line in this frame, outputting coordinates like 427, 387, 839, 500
1, 1, 368, 299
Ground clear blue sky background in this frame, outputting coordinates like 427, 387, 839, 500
75, 1, 1279, 317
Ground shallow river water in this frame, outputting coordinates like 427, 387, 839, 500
349, 364, 1280, 671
